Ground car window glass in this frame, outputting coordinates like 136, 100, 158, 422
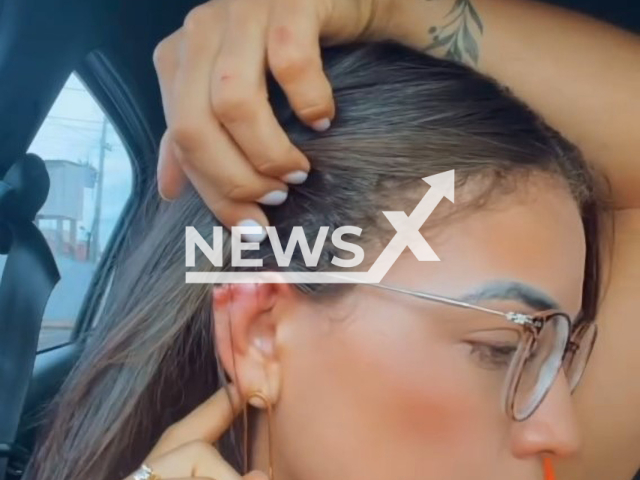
23, 73, 133, 351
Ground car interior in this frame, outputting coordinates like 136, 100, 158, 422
0, 0, 638, 479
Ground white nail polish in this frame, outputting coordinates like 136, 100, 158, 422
282, 170, 308, 185
311, 118, 331, 132
257, 190, 288, 206
236, 220, 267, 243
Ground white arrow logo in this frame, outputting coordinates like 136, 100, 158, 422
364, 169, 454, 283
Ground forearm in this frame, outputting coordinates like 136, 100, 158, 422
385, 0, 640, 209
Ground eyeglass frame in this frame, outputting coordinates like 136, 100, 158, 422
343, 278, 598, 422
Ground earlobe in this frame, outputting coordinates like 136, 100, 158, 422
211, 282, 290, 404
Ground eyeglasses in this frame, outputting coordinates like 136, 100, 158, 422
350, 279, 598, 421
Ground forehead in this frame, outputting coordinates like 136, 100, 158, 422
381, 179, 586, 318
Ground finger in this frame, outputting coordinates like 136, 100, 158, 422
186, 169, 270, 238
146, 441, 240, 480
171, 6, 287, 206
172, 120, 289, 204
212, 0, 310, 179
154, 30, 189, 199
267, 0, 335, 130
153, 29, 181, 123
162, 469, 269, 480
171, 114, 290, 204
152, 385, 243, 457
158, 131, 188, 200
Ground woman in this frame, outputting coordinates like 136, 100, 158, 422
27, 42, 604, 480
150, 1, 640, 480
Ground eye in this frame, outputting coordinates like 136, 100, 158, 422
468, 342, 518, 370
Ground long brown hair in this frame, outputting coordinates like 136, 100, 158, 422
25, 42, 606, 480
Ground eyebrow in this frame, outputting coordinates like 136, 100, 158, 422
458, 280, 560, 312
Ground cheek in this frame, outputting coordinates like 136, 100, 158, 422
276, 304, 507, 480
336, 312, 501, 450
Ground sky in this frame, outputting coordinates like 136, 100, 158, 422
28, 73, 133, 254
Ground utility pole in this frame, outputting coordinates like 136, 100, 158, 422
90, 116, 107, 263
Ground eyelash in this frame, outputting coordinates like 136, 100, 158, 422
468, 342, 518, 370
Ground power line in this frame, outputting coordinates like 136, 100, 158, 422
61, 87, 88, 92
47, 115, 105, 124
44, 122, 101, 141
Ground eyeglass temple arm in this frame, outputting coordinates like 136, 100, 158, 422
329, 274, 532, 324
364, 281, 511, 317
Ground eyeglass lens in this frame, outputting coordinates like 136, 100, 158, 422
511, 314, 571, 420
564, 322, 598, 392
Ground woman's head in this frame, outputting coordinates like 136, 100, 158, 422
28, 42, 604, 480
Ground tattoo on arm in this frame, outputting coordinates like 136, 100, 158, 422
424, 0, 484, 65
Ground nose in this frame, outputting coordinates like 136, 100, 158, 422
510, 373, 581, 459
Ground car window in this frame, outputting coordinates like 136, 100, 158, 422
25, 72, 133, 351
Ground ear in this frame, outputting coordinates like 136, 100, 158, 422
212, 282, 295, 407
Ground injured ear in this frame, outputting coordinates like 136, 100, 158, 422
211, 282, 292, 404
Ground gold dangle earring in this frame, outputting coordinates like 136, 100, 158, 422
243, 391, 275, 480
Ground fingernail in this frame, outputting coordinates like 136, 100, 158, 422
282, 170, 308, 185
311, 118, 331, 132
236, 219, 267, 243
257, 190, 288, 206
